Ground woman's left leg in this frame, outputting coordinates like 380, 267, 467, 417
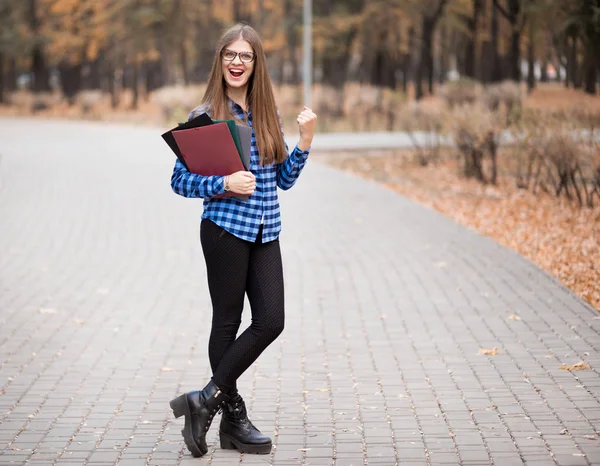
213, 237, 285, 454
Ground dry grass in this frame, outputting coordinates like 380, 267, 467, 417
2, 81, 597, 133
317, 149, 600, 312
525, 84, 600, 112
1, 89, 167, 126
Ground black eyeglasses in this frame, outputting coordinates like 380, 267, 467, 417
222, 49, 256, 63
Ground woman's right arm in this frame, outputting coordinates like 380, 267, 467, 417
170, 158, 226, 198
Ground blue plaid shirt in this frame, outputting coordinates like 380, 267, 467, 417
170, 101, 310, 243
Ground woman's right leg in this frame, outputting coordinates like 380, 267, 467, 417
200, 219, 250, 394
168, 220, 249, 458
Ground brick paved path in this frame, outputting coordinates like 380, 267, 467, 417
1, 119, 599, 466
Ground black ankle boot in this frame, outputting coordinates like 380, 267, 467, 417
219, 392, 272, 454
169, 380, 230, 457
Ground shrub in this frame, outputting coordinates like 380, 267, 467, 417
439, 78, 482, 109
450, 103, 501, 184
77, 90, 105, 115
152, 85, 204, 122
398, 104, 445, 166
31, 92, 62, 112
483, 80, 522, 123
7, 91, 35, 110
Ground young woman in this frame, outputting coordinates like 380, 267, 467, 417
168, 23, 317, 458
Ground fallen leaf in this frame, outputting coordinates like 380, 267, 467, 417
479, 347, 499, 356
297, 448, 311, 452
508, 314, 522, 321
560, 361, 591, 371
583, 435, 596, 440
161, 367, 173, 372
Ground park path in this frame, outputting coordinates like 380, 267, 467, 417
0, 118, 599, 465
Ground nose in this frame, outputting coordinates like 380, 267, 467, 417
232, 54, 243, 65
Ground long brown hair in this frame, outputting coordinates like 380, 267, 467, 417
200, 23, 287, 165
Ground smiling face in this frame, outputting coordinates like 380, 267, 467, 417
222, 38, 255, 92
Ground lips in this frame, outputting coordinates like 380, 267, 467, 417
229, 69, 244, 78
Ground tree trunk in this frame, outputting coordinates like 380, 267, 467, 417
510, 29, 521, 81
465, 0, 482, 79
277, 50, 285, 84
540, 56, 549, 82
155, 22, 171, 87
427, 27, 435, 94
491, 0, 502, 82
31, 47, 51, 92
371, 27, 396, 89
284, 0, 299, 85
86, 54, 103, 90
180, 41, 190, 86
321, 29, 356, 114
566, 35, 573, 87
527, 26, 535, 93
58, 62, 83, 105
29, 0, 51, 92
108, 64, 119, 109
571, 36, 582, 88
254, 0, 265, 29
233, 0, 249, 22
416, 18, 433, 100
402, 26, 414, 94
494, 0, 522, 81
583, 42, 598, 95
144, 61, 162, 95
0, 52, 4, 104
131, 60, 139, 109
437, 23, 448, 85
416, 0, 448, 101
6, 57, 17, 91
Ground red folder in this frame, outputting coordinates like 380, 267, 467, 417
172, 123, 248, 200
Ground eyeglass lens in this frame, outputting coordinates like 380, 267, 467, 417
223, 50, 254, 63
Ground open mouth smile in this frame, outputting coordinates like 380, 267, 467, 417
229, 69, 245, 79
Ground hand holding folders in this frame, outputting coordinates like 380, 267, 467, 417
161, 113, 253, 200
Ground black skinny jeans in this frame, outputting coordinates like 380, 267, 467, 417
200, 219, 285, 394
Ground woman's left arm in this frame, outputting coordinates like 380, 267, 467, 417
277, 107, 317, 190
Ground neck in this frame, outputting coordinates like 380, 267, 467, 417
227, 87, 248, 112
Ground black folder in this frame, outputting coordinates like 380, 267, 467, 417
161, 112, 214, 170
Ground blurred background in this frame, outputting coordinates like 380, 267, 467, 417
0, 0, 598, 127
0, 0, 599, 310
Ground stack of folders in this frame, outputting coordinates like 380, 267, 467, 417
161, 112, 252, 200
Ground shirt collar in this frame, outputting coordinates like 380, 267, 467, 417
228, 99, 251, 119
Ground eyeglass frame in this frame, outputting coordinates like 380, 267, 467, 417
221, 49, 256, 64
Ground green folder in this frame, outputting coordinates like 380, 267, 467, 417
213, 120, 247, 169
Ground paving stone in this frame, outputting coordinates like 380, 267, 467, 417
1, 118, 600, 465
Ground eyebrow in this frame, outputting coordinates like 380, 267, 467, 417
225, 48, 254, 53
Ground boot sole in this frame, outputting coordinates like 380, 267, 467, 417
219, 431, 272, 454
170, 394, 207, 458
